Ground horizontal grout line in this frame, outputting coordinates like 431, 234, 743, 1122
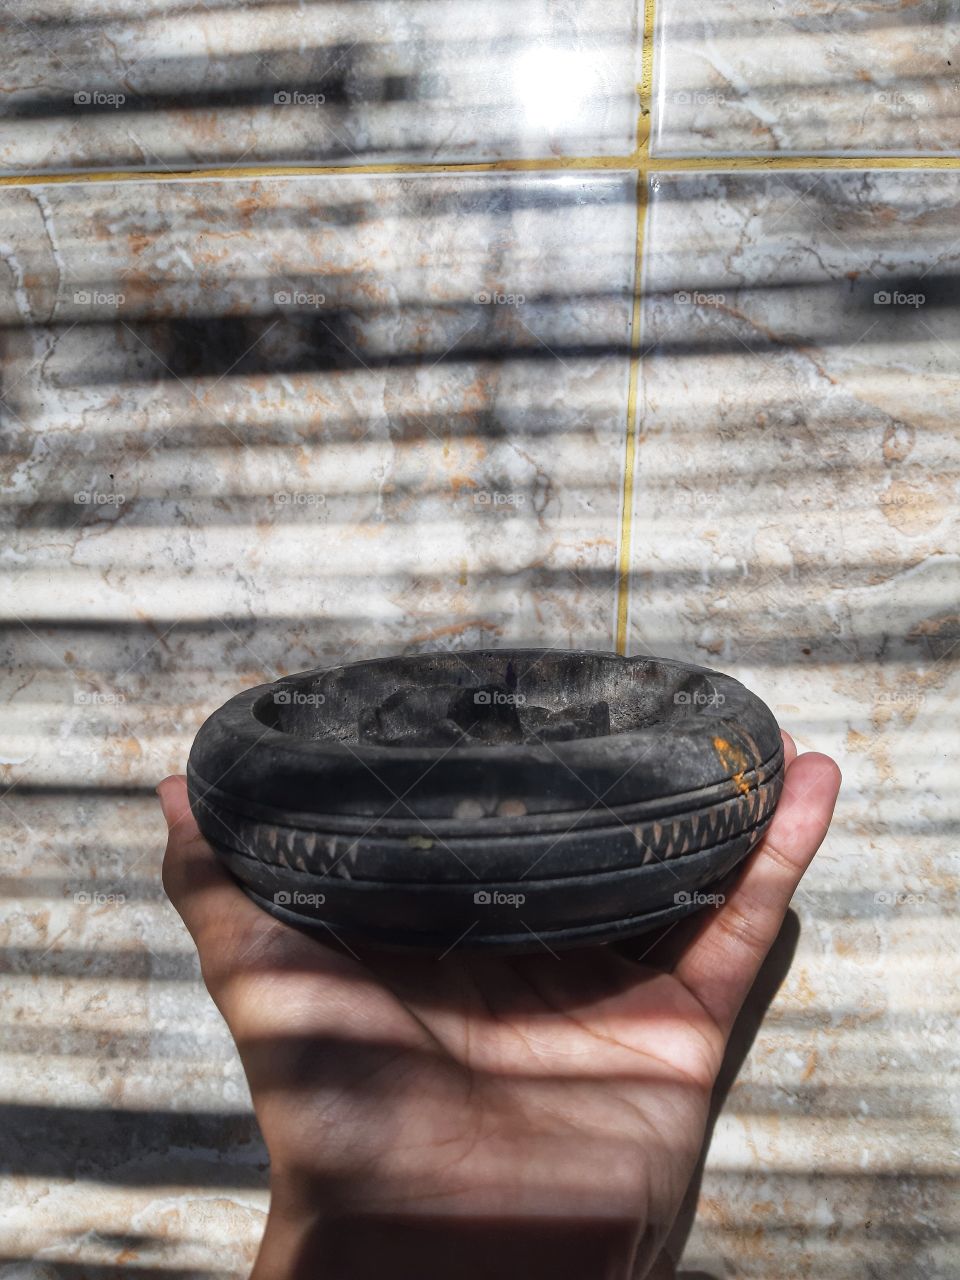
7, 152, 960, 187
646, 153, 960, 171
0, 156, 639, 186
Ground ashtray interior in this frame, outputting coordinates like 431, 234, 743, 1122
255, 650, 727, 748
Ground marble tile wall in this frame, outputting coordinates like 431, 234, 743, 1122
1, 0, 639, 172
653, 0, 960, 155
631, 169, 960, 1276
1, 167, 637, 1277
1, 170, 635, 753
1, 1, 958, 1278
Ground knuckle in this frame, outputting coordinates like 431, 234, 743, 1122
714, 900, 769, 961
758, 837, 800, 877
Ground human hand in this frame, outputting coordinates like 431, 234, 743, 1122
160, 730, 839, 1280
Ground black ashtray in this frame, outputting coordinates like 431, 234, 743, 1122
187, 649, 784, 952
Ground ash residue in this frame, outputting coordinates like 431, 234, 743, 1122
358, 682, 611, 747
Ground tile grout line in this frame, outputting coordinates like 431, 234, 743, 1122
0, 156, 636, 186
649, 153, 960, 169
615, 167, 648, 656
615, 0, 657, 655
8, 156, 960, 189
636, 0, 657, 158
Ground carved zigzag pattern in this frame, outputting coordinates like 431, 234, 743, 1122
631, 780, 780, 864
203, 775, 782, 880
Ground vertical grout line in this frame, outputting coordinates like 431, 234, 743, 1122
636, 0, 658, 159
616, 0, 657, 654
615, 168, 648, 655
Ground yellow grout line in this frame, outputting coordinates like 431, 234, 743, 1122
7, 153, 960, 188
645, 153, 960, 170
0, 156, 637, 186
615, 0, 657, 655
615, 168, 648, 658
636, 0, 657, 158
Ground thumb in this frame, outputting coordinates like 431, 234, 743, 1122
158, 774, 266, 961
157, 772, 198, 837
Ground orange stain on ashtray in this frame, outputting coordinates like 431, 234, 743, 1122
712, 736, 751, 794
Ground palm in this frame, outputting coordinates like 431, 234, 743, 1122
229, 930, 718, 1275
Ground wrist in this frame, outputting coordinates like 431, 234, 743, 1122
252, 1178, 640, 1280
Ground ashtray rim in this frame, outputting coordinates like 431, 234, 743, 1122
188, 648, 783, 823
